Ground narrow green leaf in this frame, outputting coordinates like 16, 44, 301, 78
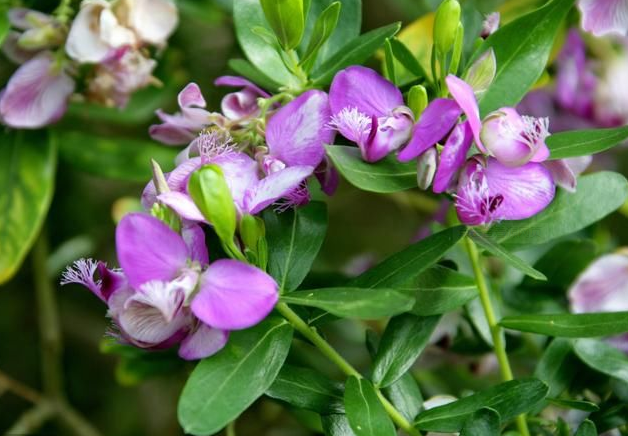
372, 314, 440, 388
0, 3, 10, 46
534, 338, 577, 398
264, 201, 327, 292
322, 414, 358, 436
266, 364, 344, 414
488, 172, 628, 249
344, 376, 396, 436
414, 378, 548, 432
389, 38, 426, 79
469, 229, 546, 280
178, 318, 293, 436
384, 38, 397, 84
547, 126, 628, 160
56, 131, 178, 182
398, 266, 478, 316
475, 0, 574, 115
575, 419, 598, 436
300, 2, 341, 72
326, 145, 417, 193
460, 407, 501, 436
312, 22, 401, 85
0, 131, 56, 284
548, 398, 599, 412
500, 312, 628, 338
227, 58, 281, 92
233, 0, 297, 87
574, 339, 628, 384
260, 0, 305, 50
384, 373, 423, 422
351, 226, 467, 288
280, 287, 415, 319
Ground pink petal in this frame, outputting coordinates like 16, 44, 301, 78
116, 213, 189, 289
0, 52, 74, 128
141, 157, 202, 209
178, 323, 229, 360
433, 121, 473, 193
215, 75, 270, 98
210, 152, 260, 213
244, 165, 314, 215
157, 191, 206, 222
266, 90, 334, 167
182, 224, 209, 265
446, 75, 485, 152
329, 66, 404, 117
569, 253, 628, 313
191, 259, 278, 330
578, 0, 628, 37
178, 83, 206, 108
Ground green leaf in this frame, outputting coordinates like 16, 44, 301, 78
56, 131, 178, 182
326, 145, 417, 193
488, 172, 628, 249
280, 287, 415, 319
398, 266, 478, 316
500, 312, 628, 338
344, 376, 396, 436
574, 339, 628, 384
372, 314, 440, 388
575, 419, 598, 436
547, 126, 628, 160
300, 2, 341, 72
469, 229, 546, 280
0, 3, 9, 46
178, 318, 293, 436
260, 0, 305, 50
227, 58, 281, 92
460, 407, 501, 436
547, 398, 599, 412
264, 201, 327, 292
351, 226, 467, 288
414, 378, 548, 432
383, 38, 397, 84
475, 0, 574, 115
384, 373, 423, 422
233, 0, 297, 87
0, 131, 56, 284
312, 22, 401, 85
389, 38, 427, 79
322, 414, 358, 436
534, 338, 577, 398
266, 364, 344, 413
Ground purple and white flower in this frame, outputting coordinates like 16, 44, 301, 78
215, 76, 271, 121
577, 0, 628, 37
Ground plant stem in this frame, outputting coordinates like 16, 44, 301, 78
0, 369, 43, 403
3, 401, 56, 436
463, 236, 530, 436
276, 303, 422, 436
226, 420, 236, 436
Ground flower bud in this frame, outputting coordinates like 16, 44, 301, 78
480, 107, 550, 167
433, 0, 461, 55
239, 214, 268, 269
407, 85, 428, 120
464, 48, 497, 98
416, 147, 438, 190
260, 0, 305, 50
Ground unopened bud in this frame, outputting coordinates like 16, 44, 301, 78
417, 147, 438, 190
239, 214, 268, 269
433, 0, 461, 55
18, 25, 63, 50
464, 48, 497, 98
408, 85, 428, 120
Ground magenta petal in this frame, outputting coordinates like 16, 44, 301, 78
398, 98, 461, 162
141, 157, 202, 209
157, 191, 206, 222
210, 152, 260, 213
116, 213, 189, 289
433, 121, 473, 193
569, 253, 628, 313
329, 66, 404, 117
544, 156, 592, 192
446, 75, 484, 152
178, 83, 206, 108
191, 259, 278, 330
215, 75, 270, 97
244, 165, 314, 215
266, 90, 334, 167
0, 52, 74, 128
60, 258, 125, 303
179, 323, 229, 360
578, 0, 628, 37
148, 123, 197, 145
182, 224, 209, 266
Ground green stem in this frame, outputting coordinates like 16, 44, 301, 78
463, 236, 530, 436
3, 401, 56, 436
276, 303, 422, 436
226, 420, 236, 436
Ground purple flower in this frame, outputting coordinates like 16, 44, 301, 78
568, 251, 628, 353
0, 52, 75, 129
432, 121, 474, 193
149, 83, 213, 145
481, 12, 500, 38
63, 212, 279, 360
329, 66, 414, 162
577, 0, 628, 37
454, 156, 555, 226
215, 76, 270, 120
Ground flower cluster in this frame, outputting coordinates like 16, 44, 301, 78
0, 0, 178, 129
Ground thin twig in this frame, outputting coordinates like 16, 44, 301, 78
3, 401, 55, 436
0, 369, 43, 404
57, 402, 103, 436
